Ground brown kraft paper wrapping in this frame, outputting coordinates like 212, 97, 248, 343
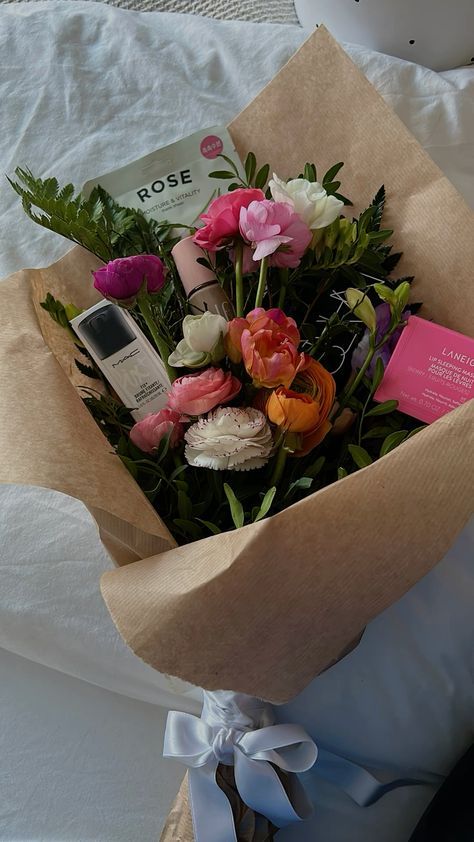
101, 26, 474, 701
0, 27, 472, 710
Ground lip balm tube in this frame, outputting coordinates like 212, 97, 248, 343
171, 236, 235, 320
70, 300, 171, 420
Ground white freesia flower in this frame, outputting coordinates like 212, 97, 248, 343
185, 407, 273, 471
168, 312, 228, 368
269, 173, 344, 230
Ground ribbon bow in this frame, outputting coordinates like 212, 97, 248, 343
164, 710, 318, 842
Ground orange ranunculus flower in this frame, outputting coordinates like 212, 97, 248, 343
226, 307, 304, 388
266, 356, 336, 456
226, 307, 299, 359
266, 389, 320, 433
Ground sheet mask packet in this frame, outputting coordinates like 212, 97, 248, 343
82, 126, 243, 228
0, 27, 473, 723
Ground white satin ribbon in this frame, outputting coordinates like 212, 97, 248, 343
163, 709, 318, 842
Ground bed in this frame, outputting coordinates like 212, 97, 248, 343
1, 4, 473, 839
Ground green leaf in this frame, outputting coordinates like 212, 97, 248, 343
253, 486, 277, 522
40, 292, 73, 330
155, 431, 172, 463
405, 425, 426, 440
334, 192, 353, 207
244, 152, 257, 185
366, 399, 399, 417
374, 282, 396, 305
196, 518, 222, 535
172, 518, 203, 540
118, 455, 138, 480
177, 489, 193, 521
303, 163, 318, 182
208, 170, 237, 179
170, 464, 188, 481
254, 164, 270, 190
370, 356, 385, 394
362, 425, 394, 440
337, 467, 348, 480
370, 185, 386, 230
323, 162, 344, 185
216, 154, 240, 176
379, 430, 409, 457
348, 444, 373, 469
74, 359, 100, 379
305, 455, 326, 478
223, 483, 245, 529
284, 477, 313, 499
367, 229, 393, 243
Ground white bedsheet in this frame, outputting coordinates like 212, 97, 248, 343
0, 4, 473, 840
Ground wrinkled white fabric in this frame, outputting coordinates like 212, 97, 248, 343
0, 647, 186, 841
1, 4, 473, 840
1, 3, 474, 281
0, 484, 202, 711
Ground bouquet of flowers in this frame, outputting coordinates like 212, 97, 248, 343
8, 156, 422, 544
2, 26, 473, 842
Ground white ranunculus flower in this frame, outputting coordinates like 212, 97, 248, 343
269, 173, 344, 230
185, 407, 273, 471
168, 311, 228, 368
182, 312, 228, 352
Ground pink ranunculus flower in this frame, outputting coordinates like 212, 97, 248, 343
167, 367, 242, 417
225, 308, 300, 365
129, 408, 184, 453
93, 254, 166, 301
239, 199, 312, 268
193, 188, 265, 252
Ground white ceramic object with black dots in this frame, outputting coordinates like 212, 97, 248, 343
294, 0, 474, 71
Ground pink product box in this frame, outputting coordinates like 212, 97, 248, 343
374, 316, 474, 424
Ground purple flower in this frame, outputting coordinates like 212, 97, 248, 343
93, 254, 166, 302
351, 303, 409, 376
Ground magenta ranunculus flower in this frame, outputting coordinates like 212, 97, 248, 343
193, 188, 265, 252
167, 367, 242, 416
239, 200, 312, 269
129, 408, 184, 454
93, 254, 166, 301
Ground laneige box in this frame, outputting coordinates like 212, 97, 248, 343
374, 315, 474, 424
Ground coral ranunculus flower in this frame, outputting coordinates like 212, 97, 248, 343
167, 367, 241, 417
266, 357, 336, 455
226, 308, 303, 389
193, 188, 265, 252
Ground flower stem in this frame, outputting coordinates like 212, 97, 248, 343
278, 268, 289, 309
270, 440, 288, 486
338, 336, 376, 412
254, 257, 268, 309
234, 241, 244, 317
137, 294, 176, 382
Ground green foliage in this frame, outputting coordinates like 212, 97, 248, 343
10, 154, 421, 545
348, 444, 373, 469
40, 292, 80, 331
8, 168, 170, 262
223, 483, 245, 529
